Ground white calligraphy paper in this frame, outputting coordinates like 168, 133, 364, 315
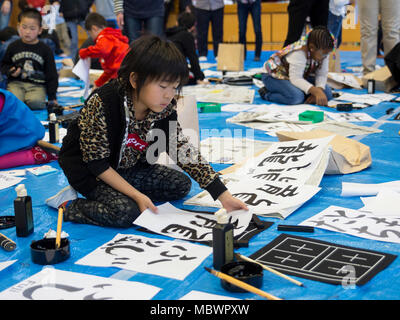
0, 260, 17, 272
341, 181, 400, 197
359, 189, 400, 216
185, 178, 320, 217
237, 136, 333, 185
182, 84, 255, 104
72, 58, 91, 98
200, 137, 272, 164
324, 112, 376, 122
134, 202, 252, 241
0, 269, 160, 300
0, 173, 25, 190
300, 205, 400, 244
75, 234, 212, 280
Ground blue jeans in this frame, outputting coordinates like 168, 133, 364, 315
327, 12, 343, 48
262, 74, 333, 105
66, 20, 86, 59
237, 0, 262, 58
124, 15, 164, 42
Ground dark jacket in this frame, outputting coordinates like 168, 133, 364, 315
166, 26, 204, 82
58, 0, 94, 21
59, 80, 226, 198
124, 0, 164, 19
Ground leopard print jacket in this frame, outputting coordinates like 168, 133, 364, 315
78, 91, 220, 189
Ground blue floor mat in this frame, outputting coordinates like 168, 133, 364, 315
1, 51, 400, 301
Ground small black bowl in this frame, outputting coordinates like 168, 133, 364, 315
220, 260, 263, 292
30, 238, 70, 265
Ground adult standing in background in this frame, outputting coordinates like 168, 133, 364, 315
114, 0, 164, 42
236, 0, 262, 61
358, 0, 400, 74
59, 0, 94, 59
0, 0, 12, 30
193, 0, 224, 60
327, 0, 355, 49
283, 0, 329, 47
95, 0, 117, 29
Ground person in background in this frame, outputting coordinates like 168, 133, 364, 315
236, 0, 263, 62
46, 35, 248, 228
193, 0, 224, 60
327, 0, 355, 49
79, 12, 129, 88
283, 0, 330, 47
0, 0, 12, 30
114, 0, 164, 42
358, 0, 400, 74
261, 26, 334, 106
0, 8, 58, 110
166, 11, 206, 84
58, 0, 94, 59
94, 0, 117, 29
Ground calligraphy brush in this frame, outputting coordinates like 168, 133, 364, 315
55, 207, 63, 249
235, 253, 304, 287
204, 267, 283, 300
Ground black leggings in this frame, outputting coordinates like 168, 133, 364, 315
64, 164, 192, 228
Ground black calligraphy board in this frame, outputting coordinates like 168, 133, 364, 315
249, 234, 396, 285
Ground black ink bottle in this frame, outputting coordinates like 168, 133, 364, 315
14, 184, 34, 237
367, 79, 375, 94
49, 113, 59, 143
212, 209, 234, 270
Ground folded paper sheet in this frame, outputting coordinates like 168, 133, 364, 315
341, 181, 400, 197
133, 202, 252, 241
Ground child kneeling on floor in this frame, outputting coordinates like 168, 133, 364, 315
261, 26, 335, 106
46, 35, 248, 228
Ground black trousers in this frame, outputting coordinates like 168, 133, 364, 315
64, 164, 192, 228
195, 7, 224, 57
283, 0, 329, 47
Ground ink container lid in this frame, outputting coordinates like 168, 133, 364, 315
49, 113, 57, 121
15, 184, 27, 197
220, 261, 263, 292
215, 208, 229, 224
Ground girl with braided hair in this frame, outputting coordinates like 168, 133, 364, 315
261, 26, 335, 106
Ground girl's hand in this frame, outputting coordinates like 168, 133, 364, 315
218, 190, 249, 213
309, 86, 328, 106
134, 192, 158, 214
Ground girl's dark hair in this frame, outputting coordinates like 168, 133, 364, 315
307, 26, 334, 50
118, 35, 189, 97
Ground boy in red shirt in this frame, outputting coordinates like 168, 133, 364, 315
79, 12, 129, 88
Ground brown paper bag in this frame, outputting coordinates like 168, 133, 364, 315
276, 130, 372, 175
362, 66, 398, 93
217, 43, 244, 72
